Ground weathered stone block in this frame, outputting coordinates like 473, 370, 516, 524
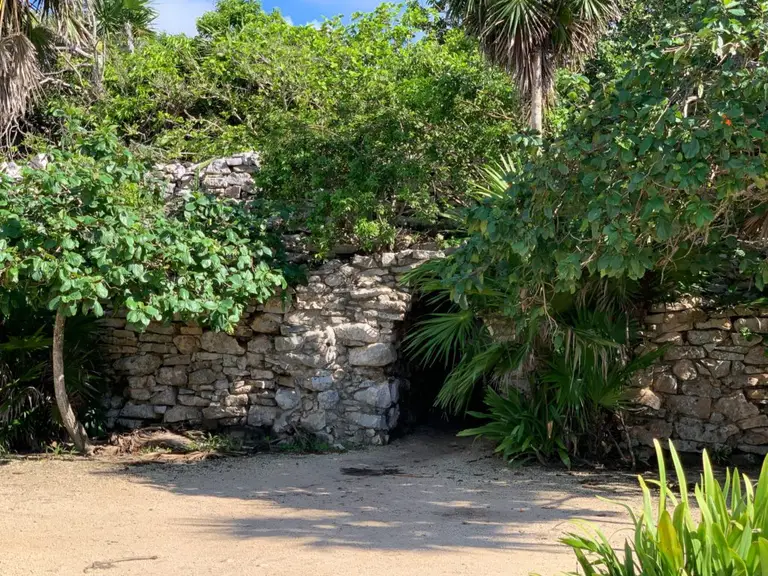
173, 335, 200, 355
318, 390, 340, 409
334, 323, 379, 344
739, 415, 768, 430
672, 360, 697, 381
275, 335, 304, 352
697, 358, 731, 378
744, 347, 768, 365
681, 378, 721, 398
665, 395, 712, 419
188, 368, 218, 385
349, 343, 396, 367
687, 330, 728, 345
275, 388, 300, 410
664, 346, 706, 361
354, 382, 393, 410
164, 406, 202, 423
675, 417, 739, 444
150, 387, 178, 406
247, 405, 278, 426
119, 403, 159, 420
301, 411, 327, 432
251, 313, 281, 334
114, 354, 163, 376
200, 331, 245, 355
695, 318, 733, 330
714, 393, 759, 422
156, 366, 188, 386
203, 405, 246, 420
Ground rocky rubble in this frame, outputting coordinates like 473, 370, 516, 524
630, 301, 768, 454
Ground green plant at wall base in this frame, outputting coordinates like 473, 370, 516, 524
0, 123, 287, 453
558, 439, 768, 576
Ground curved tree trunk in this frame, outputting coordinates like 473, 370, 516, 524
52, 310, 93, 455
530, 45, 544, 133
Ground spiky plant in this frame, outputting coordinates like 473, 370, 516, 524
442, 0, 622, 131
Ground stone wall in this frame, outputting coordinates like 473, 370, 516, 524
102, 249, 444, 446
156, 151, 261, 201
630, 302, 768, 454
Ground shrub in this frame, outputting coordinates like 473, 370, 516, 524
560, 440, 768, 575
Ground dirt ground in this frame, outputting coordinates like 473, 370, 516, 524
0, 430, 642, 576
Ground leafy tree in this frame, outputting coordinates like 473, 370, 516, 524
406, 0, 768, 463
42, 1, 523, 252
440, 0, 621, 131
0, 123, 287, 452
94, 0, 156, 53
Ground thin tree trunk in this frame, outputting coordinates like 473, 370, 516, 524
530, 45, 544, 133
125, 22, 135, 53
52, 310, 93, 455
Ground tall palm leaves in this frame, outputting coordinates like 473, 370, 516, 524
444, 0, 621, 131
0, 0, 155, 139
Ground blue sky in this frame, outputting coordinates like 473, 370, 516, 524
153, 0, 383, 35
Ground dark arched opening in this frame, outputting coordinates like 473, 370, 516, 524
394, 296, 486, 436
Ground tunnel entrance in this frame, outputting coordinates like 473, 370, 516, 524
394, 296, 486, 436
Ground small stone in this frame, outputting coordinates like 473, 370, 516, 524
223, 394, 249, 407
354, 382, 393, 409
744, 347, 768, 365
349, 343, 397, 367
697, 358, 731, 378
247, 405, 278, 427
275, 388, 300, 410
714, 392, 759, 422
173, 335, 200, 355
164, 406, 202, 423
178, 395, 210, 407
275, 335, 303, 352
681, 378, 722, 398
188, 368, 218, 385
665, 396, 712, 419
746, 389, 768, 404
630, 421, 674, 447
203, 405, 246, 420
318, 390, 340, 409
262, 296, 292, 314
709, 350, 746, 361
334, 323, 380, 344
251, 313, 281, 334
634, 388, 662, 410
301, 411, 327, 432
156, 366, 188, 386
664, 346, 706, 361
739, 415, 768, 430
672, 360, 697, 381
654, 333, 683, 345
114, 354, 163, 376
150, 387, 177, 406
675, 417, 739, 444
349, 412, 388, 430
163, 355, 192, 366
200, 331, 245, 355
119, 403, 159, 420
687, 330, 727, 345
695, 318, 733, 330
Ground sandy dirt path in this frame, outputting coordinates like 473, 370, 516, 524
0, 431, 640, 576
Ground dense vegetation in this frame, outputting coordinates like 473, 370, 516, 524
406, 0, 768, 465
35, 1, 527, 253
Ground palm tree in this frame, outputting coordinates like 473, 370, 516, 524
0, 0, 90, 139
94, 0, 156, 53
444, 0, 621, 132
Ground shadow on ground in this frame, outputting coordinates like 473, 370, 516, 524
96, 429, 638, 553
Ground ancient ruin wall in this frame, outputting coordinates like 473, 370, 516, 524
102, 250, 442, 446
630, 302, 768, 455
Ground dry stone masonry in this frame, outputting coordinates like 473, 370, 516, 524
630, 301, 768, 455
156, 151, 261, 201
102, 249, 443, 446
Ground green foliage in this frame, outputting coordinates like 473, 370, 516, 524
0, 121, 287, 331
48, 0, 523, 252
0, 309, 106, 452
559, 439, 768, 575
421, 0, 768, 331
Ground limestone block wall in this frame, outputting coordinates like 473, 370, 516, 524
102, 250, 443, 445
630, 302, 768, 454
156, 151, 261, 201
